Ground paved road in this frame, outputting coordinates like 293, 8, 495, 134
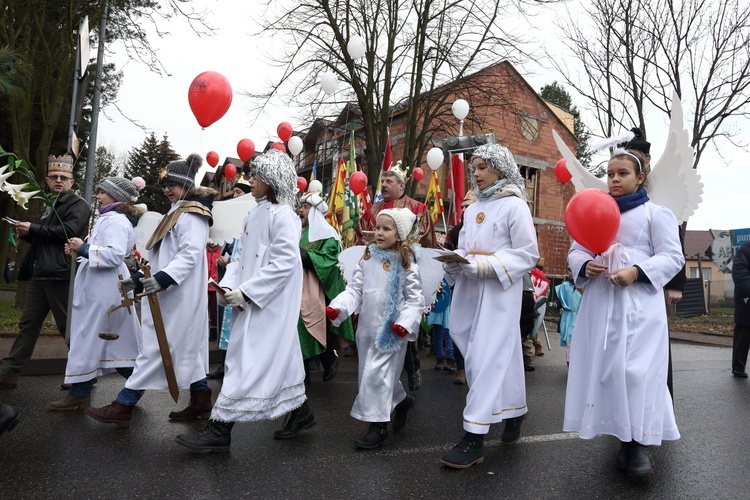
0, 336, 747, 499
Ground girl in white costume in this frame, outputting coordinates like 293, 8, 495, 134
176, 149, 311, 453
327, 208, 424, 449
563, 149, 684, 477
47, 177, 144, 411
440, 143, 539, 469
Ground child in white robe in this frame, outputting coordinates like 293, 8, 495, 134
327, 208, 424, 449
564, 148, 684, 477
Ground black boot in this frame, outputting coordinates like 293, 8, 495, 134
615, 441, 629, 472
206, 363, 225, 380
501, 416, 524, 445
407, 368, 422, 391
0, 403, 20, 435
355, 422, 388, 449
273, 401, 316, 439
627, 442, 653, 477
319, 350, 339, 382
440, 432, 485, 469
392, 395, 415, 431
175, 420, 234, 453
523, 355, 535, 372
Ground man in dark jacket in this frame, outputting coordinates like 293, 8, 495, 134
731, 241, 750, 378
0, 154, 90, 389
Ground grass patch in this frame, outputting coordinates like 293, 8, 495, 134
669, 310, 734, 337
0, 299, 59, 334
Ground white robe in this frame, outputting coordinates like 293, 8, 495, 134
449, 195, 539, 434
330, 253, 423, 422
125, 205, 210, 391
65, 211, 141, 384
212, 199, 306, 422
564, 201, 684, 445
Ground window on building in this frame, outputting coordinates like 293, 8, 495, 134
519, 165, 538, 217
689, 267, 711, 281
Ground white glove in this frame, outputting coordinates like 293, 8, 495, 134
443, 262, 461, 276
140, 276, 162, 294
118, 277, 136, 292
217, 289, 229, 307
459, 261, 480, 280
224, 288, 247, 308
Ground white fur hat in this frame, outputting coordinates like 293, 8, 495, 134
378, 208, 417, 242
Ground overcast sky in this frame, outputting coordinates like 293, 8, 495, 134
96, 0, 747, 232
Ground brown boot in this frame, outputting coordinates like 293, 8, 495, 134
454, 370, 466, 385
85, 401, 133, 427
169, 388, 213, 421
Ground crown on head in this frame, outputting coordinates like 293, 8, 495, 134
47, 154, 74, 175
387, 160, 408, 182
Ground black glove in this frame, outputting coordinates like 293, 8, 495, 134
300, 248, 314, 271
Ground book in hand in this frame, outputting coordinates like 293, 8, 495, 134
208, 278, 244, 311
432, 249, 470, 264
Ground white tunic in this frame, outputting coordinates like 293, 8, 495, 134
564, 202, 684, 445
330, 252, 423, 422
212, 199, 306, 422
449, 195, 539, 434
125, 205, 210, 391
65, 211, 141, 384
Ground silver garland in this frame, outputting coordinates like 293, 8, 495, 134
251, 149, 299, 208
468, 143, 526, 196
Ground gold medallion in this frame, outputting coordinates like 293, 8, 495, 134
476, 212, 486, 224
383, 261, 391, 272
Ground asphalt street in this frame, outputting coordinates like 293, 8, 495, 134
0, 335, 747, 499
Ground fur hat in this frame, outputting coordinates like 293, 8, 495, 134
619, 127, 651, 155
47, 154, 74, 177
378, 208, 417, 242
159, 154, 202, 189
97, 176, 143, 203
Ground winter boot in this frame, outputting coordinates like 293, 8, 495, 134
206, 363, 225, 379
392, 394, 415, 431
319, 349, 340, 382
627, 442, 653, 477
354, 422, 388, 449
443, 358, 457, 373
454, 370, 467, 385
273, 401, 316, 439
523, 355, 535, 372
85, 401, 134, 428
434, 357, 446, 370
47, 394, 91, 411
440, 432, 485, 469
168, 388, 213, 421
501, 416, 524, 445
175, 420, 234, 453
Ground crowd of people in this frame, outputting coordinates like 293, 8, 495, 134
1, 131, 718, 479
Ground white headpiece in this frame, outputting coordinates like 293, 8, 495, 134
301, 192, 339, 242
378, 208, 417, 242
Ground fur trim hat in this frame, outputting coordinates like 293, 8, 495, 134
97, 176, 143, 203
378, 208, 417, 242
160, 154, 202, 189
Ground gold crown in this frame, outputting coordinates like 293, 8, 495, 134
47, 154, 74, 175
234, 174, 252, 188
387, 160, 408, 182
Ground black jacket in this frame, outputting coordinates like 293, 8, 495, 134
733, 242, 750, 326
17, 189, 90, 281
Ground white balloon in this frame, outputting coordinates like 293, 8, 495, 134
308, 179, 323, 194
452, 99, 470, 120
347, 35, 366, 60
321, 72, 339, 95
426, 147, 444, 171
288, 136, 304, 156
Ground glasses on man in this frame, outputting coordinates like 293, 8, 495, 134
46, 175, 72, 181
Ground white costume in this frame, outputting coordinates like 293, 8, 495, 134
212, 199, 306, 422
65, 211, 141, 384
564, 202, 684, 446
330, 247, 424, 422
125, 207, 209, 391
449, 196, 539, 434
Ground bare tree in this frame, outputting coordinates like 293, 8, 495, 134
250, 0, 557, 187
550, 0, 750, 170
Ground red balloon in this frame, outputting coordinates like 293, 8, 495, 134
271, 142, 287, 153
188, 71, 232, 128
349, 171, 367, 196
297, 177, 308, 192
225, 164, 237, 182
564, 189, 620, 254
555, 158, 572, 184
277, 122, 293, 142
206, 151, 219, 168
412, 167, 424, 182
237, 139, 255, 162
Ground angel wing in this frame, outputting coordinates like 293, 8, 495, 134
337, 245, 367, 284
209, 193, 257, 246
552, 129, 607, 192
134, 211, 162, 262
648, 92, 703, 223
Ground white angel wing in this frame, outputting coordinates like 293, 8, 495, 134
134, 211, 162, 262
416, 248, 446, 311
337, 245, 367, 283
209, 194, 258, 246
552, 129, 608, 192
648, 92, 703, 223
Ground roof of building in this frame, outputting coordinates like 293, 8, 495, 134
684, 229, 714, 259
